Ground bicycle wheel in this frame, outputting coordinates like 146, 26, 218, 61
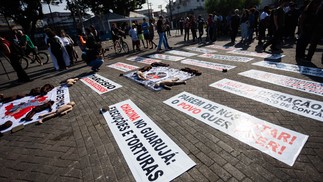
37, 52, 49, 64
19, 57, 29, 70
115, 41, 122, 54
121, 42, 129, 53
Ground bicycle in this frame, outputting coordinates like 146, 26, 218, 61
19, 47, 49, 69
114, 36, 129, 54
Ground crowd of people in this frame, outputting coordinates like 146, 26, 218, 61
0, 0, 322, 84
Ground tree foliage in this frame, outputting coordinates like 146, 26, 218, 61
81, 0, 146, 16
205, 0, 260, 15
0, 0, 44, 34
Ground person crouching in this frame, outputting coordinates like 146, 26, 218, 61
84, 43, 104, 72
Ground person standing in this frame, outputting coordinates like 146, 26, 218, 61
191, 16, 197, 42
60, 30, 75, 65
258, 6, 270, 45
156, 16, 168, 52
184, 17, 190, 42
197, 15, 205, 43
148, 19, 157, 49
179, 18, 184, 35
142, 18, 150, 49
230, 9, 240, 43
240, 9, 249, 43
0, 36, 30, 83
263, 0, 289, 53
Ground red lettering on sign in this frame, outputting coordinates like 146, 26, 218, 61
177, 102, 201, 114
121, 104, 140, 121
83, 77, 108, 93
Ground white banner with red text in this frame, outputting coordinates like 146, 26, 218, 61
164, 92, 308, 166
103, 99, 196, 182
107, 62, 139, 72
127, 56, 161, 64
210, 79, 323, 122
80, 74, 122, 94
0, 86, 70, 133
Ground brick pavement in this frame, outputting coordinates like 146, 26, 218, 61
0, 31, 322, 181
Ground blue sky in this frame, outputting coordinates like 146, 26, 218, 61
42, 0, 168, 14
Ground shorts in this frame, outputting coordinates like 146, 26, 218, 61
138, 34, 144, 40
144, 33, 150, 40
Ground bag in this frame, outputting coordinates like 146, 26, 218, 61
0, 38, 11, 56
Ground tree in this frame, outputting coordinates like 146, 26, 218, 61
0, 0, 44, 37
82, 0, 146, 16
205, 0, 260, 15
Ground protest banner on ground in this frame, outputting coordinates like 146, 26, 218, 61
107, 62, 139, 72
184, 47, 217, 53
181, 59, 236, 71
227, 50, 285, 59
0, 86, 70, 133
198, 53, 254, 62
147, 54, 185, 61
123, 66, 194, 91
164, 92, 308, 166
103, 99, 196, 182
206, 45, 240, 51
253, 61, 323, 78
127, 56, 161, 64
80, 74, 122, 94
239, 70, 323, 96
210, 79, 323, 122
165, 50, 198, 57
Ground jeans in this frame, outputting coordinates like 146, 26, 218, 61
88, 58, 104, 71
157, 32, 167, 50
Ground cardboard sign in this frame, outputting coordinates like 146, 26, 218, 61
0, 86, 70, 133
184, 47, 217, 53
147, 54, 185, 61
165, 50, 198, 57
253, 61, 323, 78
108, 62, 139, 72
198, 53, 254, 62
80, 74, 122, 94
239, 70, 323, 96
103, 99, 196, 182
206, 45, 240, 51
181, 59, 236, 71
127, 56, 161, 64
123, 66, 194, 91
227, 50, 285, 59
164, 92, 308, 166
210, 79, 323, 122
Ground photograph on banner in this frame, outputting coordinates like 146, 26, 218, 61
123, 66, 195, 91
227, 49, 285, 59
198, 53, 254, 62
102, 99, 196, 182
126, 56, 161, 64
107, 62, 139, 72
239, 70, 323, 96
206, 44, 241, 51
147, 54, 185, 61
210, 79, 323, 122
253, 61, 323, 78
184, 47, 217, 53
181, 59, 236, 71
0, 86, 70, 133
164, 92, 308, 166
80, 74, 122, 95
165, 50, 198, 57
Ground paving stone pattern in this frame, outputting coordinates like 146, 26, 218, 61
0, 31, 322, 181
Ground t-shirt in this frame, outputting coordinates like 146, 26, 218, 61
142, 22, 149, 34
20, 34, 35, 49
129, 28, 138, 41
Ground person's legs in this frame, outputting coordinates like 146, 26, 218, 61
157, 32, 164, 50
88, 58, 104, 71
